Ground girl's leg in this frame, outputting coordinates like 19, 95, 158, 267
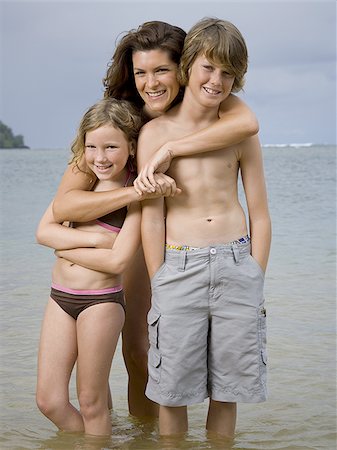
122, 246, 158, 417
76, 302, 124, 436
206, 400, 237, 438
36, 298, 83, 432
159, 405, 188, 436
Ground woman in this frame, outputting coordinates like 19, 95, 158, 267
51, 21, 259, 418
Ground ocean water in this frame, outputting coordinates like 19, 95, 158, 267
0, 145, 336, 450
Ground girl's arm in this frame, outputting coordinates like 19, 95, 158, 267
135, 95, 259, 191
36, 201, 116, 250
239, 135, 272, 273
55, 202, 141, 275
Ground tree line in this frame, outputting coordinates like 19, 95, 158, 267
0, 121, 29, 148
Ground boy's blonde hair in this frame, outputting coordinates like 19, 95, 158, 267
179, 17, 248, 93
70, 98, 143, 168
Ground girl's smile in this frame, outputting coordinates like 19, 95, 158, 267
85, 125, 132, 183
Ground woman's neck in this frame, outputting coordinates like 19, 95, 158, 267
143, 104, 164, 120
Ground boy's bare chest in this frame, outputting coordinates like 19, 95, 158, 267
168, 147, 239, 182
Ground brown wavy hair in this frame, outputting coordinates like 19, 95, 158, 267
103, 21, 186, 110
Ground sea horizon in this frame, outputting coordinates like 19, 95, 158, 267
0, 142, 336, 151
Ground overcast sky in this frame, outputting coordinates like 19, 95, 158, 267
1, 0, 336, 148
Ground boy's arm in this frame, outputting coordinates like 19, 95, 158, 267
137, 122, 167, 277
56, 201, 141, 275
141, 198, 166, 279
135, 95, 258, 188
36, 201, 115, 250
52, 160, 141, 223
240, 134, 272, 273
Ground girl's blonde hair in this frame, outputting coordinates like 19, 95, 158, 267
179, 18, 248, 93
70, 98, 143, 169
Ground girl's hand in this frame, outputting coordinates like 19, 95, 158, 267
94, 232, 117, 249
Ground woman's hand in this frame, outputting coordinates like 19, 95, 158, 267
134, 144, 174, 192
134, 172, 181, 198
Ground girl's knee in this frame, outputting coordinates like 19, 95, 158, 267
36, 390, 64, 418
78, 390, 108, 421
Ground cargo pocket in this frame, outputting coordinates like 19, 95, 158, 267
147, 309, 161, 348
148, 348, 162, 383
147, 309, 162, 383
258, 305, 267, 361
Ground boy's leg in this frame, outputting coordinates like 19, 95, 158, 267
159, 405, 188, 436
76, 302, 124, 435
36, 298, 83, 431
207, 243, 267, 434
146, 249, 210, 420
206, 400, 236, 438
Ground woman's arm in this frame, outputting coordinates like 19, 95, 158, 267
52, 162, 141, 223
36, 201, 116, 250
239, 135, 272, 273
135, 95, 259, 190
52, 159, 179, 223
56, 202, 142, 275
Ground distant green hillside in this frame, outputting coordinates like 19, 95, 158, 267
0, 121, 29, 148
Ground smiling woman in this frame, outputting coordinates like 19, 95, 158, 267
132, 49, 180, 116
104, 21, 186, 116
51, 19, 259, 421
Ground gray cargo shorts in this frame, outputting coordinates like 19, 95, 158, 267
145, 240, 267, 407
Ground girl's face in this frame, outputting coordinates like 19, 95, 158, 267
187, 54, 235, 109
132, 49, 180, 117
84, 124, 132, 182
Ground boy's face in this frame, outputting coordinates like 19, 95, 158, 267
187, 54, 234, 108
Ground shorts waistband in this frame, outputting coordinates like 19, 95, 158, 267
51, 283, 123, 296
164, 237, 251, 265
165, 235, 250, 252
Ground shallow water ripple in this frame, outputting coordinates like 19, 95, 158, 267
0, 147, 336, 449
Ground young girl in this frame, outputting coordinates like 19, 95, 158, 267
35, 98, 172, 436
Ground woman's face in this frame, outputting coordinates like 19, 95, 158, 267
132, 49, 180, 117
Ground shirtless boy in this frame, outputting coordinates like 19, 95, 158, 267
137, 18, 272, 438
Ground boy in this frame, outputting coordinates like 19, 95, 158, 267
137, 18, 271, 438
